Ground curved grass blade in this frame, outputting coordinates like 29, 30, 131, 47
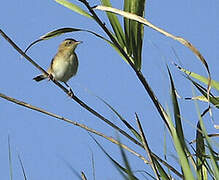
25, 27, 112, 53
25, 28, 80, 53
94, 5, 211, 87
186, 78, 219, 108
187, 95, 219, 108
175, 63, 219, 91
40, 27, 81, 39
55, 0, 93, 19
24, 39, 42, 53
101, 0, 126, 48
24, 27, 131, 65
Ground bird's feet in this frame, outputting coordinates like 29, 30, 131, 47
48, 73, 55, 81
64, 82, 74, 97
67, 87, 74, 97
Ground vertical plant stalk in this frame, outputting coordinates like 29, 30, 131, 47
136, 113, 160, 180
18, 154, 28, 180
8, 136, 13, 180
78, 0, 170, 131
196, 122, 207, 179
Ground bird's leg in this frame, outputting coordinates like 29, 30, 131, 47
48, 73, 55, 81
64, 82, 74, 97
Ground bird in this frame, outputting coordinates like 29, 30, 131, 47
33, 38, 82, 93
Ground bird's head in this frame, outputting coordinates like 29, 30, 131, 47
58, 38, 82, 53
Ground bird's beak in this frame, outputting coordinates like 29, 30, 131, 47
76, 41, 83, 45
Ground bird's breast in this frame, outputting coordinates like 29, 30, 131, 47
51, 53, 78, 82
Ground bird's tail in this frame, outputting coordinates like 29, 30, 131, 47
33, 75, 46, 82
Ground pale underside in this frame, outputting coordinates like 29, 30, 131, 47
49, 52, 78, 82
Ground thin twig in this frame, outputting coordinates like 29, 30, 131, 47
91, 151, 96, 180
81, 172, 87, 180
0, 92, 148, 164
8, 135, 13, 180
17, 153, 28, 180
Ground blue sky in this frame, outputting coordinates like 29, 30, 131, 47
1, 0, 219, 179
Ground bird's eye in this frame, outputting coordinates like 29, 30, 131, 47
66, 41, 72, 46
